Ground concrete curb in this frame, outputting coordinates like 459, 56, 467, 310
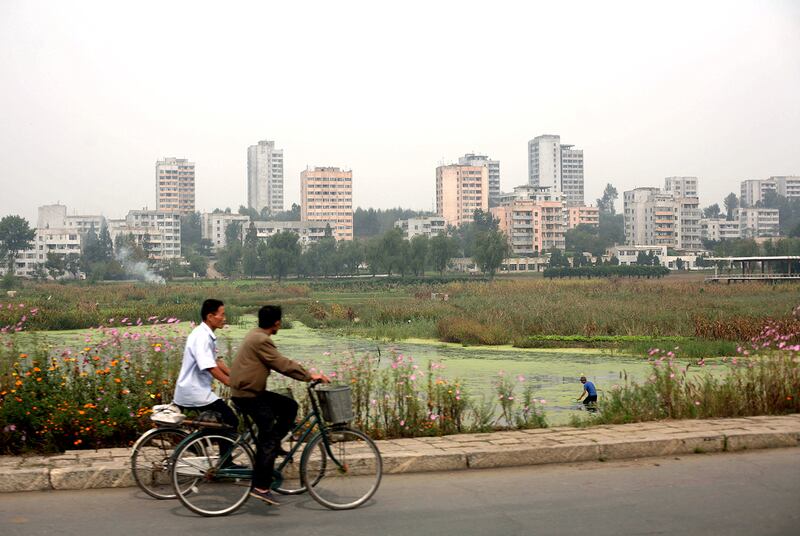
2, 415, 798, 493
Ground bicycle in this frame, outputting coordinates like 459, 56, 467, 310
130, 403, 251, 500
169, 380, 383, 517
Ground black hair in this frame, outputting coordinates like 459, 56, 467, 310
200, 299, 224, 322
258, 305, 282, 329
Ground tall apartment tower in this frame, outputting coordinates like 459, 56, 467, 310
560, 145, 584, 207
155, 157, 195, 214
436, 164, 489, 227
528, 135, 561, 192
300, 167, 353, 241
458, 153, 500, 205
247, 140, 284, 215
527, 135, 584, 206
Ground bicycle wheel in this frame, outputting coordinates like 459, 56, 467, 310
172, 433, 255, 517
301, 427, 382, 510
131, 427, 188, 499
273, 439, 326, 495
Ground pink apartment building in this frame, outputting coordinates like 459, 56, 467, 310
491, 199, 566, 256
566, 205, 600, 229
300, 167, 353, 241
436, 164, 489, 227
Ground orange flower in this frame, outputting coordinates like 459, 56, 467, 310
36, 377, 43, 382
19, 353, 28, 358
15, 380, 22, 387
114, 378, 121, 383
33, 367, 41, 372
145, 379, 153, 385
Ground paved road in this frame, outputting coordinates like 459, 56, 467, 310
2, 448, 798, 536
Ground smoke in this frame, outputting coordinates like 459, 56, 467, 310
115, 247, 165, 284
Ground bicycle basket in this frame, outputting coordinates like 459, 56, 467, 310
316, 385, 354, 424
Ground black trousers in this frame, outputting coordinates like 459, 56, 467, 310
233, 391, 298, 490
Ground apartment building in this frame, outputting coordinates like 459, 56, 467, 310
108, 210, 182, 260
527, 134, 585, 206
247, 220, 334, 247
664, 176, 698, 198
700, 218, 741, 241
565, 205, 600, 229
394, 216, 447, 240
736, 208, 780, 238
491, 186, 565, 255
623, 184, 702, 252
155, 157, 195, 214
458, 153, 501, 205
247, 140, 284, 215
201, 212, 251, 251
301, 167, 353, 241
772, 176, 800, 198
436, 164, 489, 227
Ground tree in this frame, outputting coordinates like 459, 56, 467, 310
45, 252, 66, 280
265, 231, 300, 280
429, 233, 458, 275
0, 215, 35, 274
380, 228, 406, 276
597, 184, 619, 215
636, 251, 649, 265
548, 248, 570, 268
64, 253, 81, 279
472, 230, 508, 277
338, 240, 364, 275
225, 221, 243, 246
180, 212, 202, 251
723, 193, 739, 221
702, 204, 722, 219
409, 235, 429, 276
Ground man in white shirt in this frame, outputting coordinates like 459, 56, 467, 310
173, 299, 237, 430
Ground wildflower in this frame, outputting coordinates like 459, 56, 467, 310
694, 401, 701, 406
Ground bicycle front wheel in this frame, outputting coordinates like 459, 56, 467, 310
131, 427, 188, 499
274, 439, 326, 495
300, 427, 382, 510
171, 433, 254, 517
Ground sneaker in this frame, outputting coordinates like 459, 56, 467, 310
250, 488, 280, 506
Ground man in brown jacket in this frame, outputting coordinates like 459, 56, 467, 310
230, 305, 329, 506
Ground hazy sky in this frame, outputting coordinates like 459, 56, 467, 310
1, 0, 798, 224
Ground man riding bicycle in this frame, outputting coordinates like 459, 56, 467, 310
230, 305, 329, 506
173, 299, 238, 430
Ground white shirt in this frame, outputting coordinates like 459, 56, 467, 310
173, 322, 219, 407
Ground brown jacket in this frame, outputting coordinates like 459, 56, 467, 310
230, 328, 311, 398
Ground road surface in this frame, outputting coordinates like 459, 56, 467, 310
2, 448, 798, 536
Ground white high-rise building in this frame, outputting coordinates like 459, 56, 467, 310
560, 145, 584, 206
527, 134, 584, 206
458, 153, 501, 205
247, 140, 284, 215
528, 135, 561, 192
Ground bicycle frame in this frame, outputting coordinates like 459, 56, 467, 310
171, 381, 349, 481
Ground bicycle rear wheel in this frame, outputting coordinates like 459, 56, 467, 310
171, 433, 254, 517
131, 427, 188, 499
300, 427, 382, 510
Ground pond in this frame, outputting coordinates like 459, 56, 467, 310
25, 316, 672, 426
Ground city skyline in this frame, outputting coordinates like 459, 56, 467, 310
1, 1, 798, 224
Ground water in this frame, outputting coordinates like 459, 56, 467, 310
220, 320, 658, 425
29, 317, 663, 426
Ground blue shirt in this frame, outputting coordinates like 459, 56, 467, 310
583, 381, 597, 396
174, 322, 219, 407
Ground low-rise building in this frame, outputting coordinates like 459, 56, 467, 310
394, 217, 447, 239
736, 207, 780, 238
247, 220, 335, 247
201, 213, 251, 251
108, 209, 182, 260
700, 218, 741, 241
